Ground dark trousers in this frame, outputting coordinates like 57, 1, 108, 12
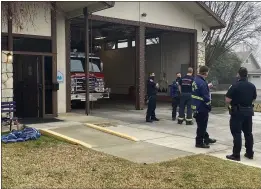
178, 93, 192, 121
172, 96, 180, 119
195, 112, 210, 145
230, 114, 254, 157
146, 95, 156, 120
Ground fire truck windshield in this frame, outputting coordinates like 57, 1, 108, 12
70, 58, 101, 73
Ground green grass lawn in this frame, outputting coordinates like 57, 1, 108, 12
2, 134, 261, 189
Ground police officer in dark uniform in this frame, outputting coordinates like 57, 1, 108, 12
178, 67, 194, 125
191, 66, 216, 148
225, 67, 256, 161
170, 72, 181, 120
146, 73, 160, 122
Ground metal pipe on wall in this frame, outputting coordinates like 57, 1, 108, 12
83, 7, 90, 115
160, 34, 163, 80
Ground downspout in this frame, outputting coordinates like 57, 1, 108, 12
83, 7, 90, 115
160, 34, 163, 78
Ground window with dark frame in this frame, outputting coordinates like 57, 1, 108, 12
117, 39, 128, 49
105, 36, 160, 50
13, 37, 52, 53
146, 37, 160, 45
132, 37, 160, 47
132, 40, 135, 47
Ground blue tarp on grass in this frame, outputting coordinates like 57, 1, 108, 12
1, 127, 41, 143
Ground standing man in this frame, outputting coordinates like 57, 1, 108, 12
146, 73, 160, 123
225, 67, 256, 161
177, 67, 194, 125
192, 66, 216, 148
176, 72, 182, 84
171, 72, 181, 120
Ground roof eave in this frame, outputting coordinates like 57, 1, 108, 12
101, 1, 115, 8
196, 2, 226, 29
210, 25, 226, 30
57, 1, 115, 19
249, 54, 261, 69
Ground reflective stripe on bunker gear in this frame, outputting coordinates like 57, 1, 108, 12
192, 95, 203, 101
192, 81, 198, 91
192, 75, 211, 113
178, 117, 184, 120
192, 95, 211, 105
185, 118, 193, 121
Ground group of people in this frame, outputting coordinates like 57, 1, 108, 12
146, 66, 257, 161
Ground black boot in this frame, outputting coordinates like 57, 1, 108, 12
151, 117, 159, 121
186, 121, 193, 125
244, 153, 254, 159
195, 143, 210, 148
146, 116, 153, 123
226, 154, 240, 161
172, 117, 176, 121
205, 138, 217, 145
177, 119, 183, 124
146, 119, 153, 123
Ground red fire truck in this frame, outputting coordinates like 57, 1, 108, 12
70, 50, 110, 104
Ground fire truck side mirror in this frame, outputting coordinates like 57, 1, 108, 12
101, 62, 104, 72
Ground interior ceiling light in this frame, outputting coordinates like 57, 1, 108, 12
95, 36, 106, 40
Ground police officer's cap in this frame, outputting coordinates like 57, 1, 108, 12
150, 73, 155, 77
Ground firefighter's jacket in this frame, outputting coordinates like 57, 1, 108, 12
170, 80, 180, 98
191, 75, 211, 113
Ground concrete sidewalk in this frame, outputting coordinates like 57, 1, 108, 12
8, 105, 261, 168
11, 115, 192, 164
71, 106, 261, 168
91, 120, 261, 168
45, 124, 193, 164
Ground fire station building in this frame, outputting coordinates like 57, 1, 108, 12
1, 1, 225, 118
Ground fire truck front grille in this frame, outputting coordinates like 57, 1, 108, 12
74, 77, 95, 93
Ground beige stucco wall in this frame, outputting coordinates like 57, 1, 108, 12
56, 11, 67, 113
94, 1, 203, 42
1, 2, 51, 36
94, 2, 140, 23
